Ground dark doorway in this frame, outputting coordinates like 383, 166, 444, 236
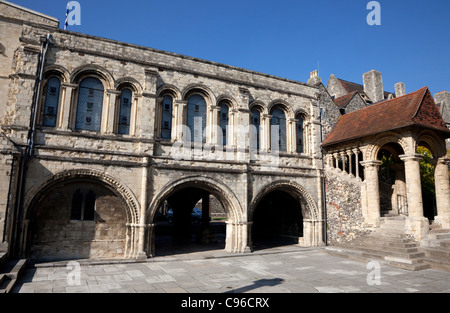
252, 190, 303, 250
153, 187, 226, 256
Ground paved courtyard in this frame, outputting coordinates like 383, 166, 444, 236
13, 246, 450, 294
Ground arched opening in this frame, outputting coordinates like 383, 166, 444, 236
152, 186, 227, 256
75, 77, 105, 132
270, 105, 287, 152
417, 144, 437, 221
218, 100, 230, 146
186, 94, 207, 143
250, 106, 262, 150
117, 88, 133, 135
251, 189, 304, 250
41, 76, 61, 127
27, 179, 129, 262
377, 142, 407, 216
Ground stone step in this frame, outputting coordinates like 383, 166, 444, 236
423, 257, 450, 272
0, 259, 27, 293
0, 275, 13, 294
422, 247, 450, 260
346, 236, 419, 249
441, 241, 450, 250
430, 228, 450, 234
341, 243, 426, 260
325, 246, 430, 271
428, 233, 450, 240
0, 252, 7, 267
369, 231, 412, 239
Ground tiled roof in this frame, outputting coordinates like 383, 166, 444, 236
333, 91, 358, 108
322, 87, 450, 147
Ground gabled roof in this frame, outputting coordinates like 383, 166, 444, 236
333, 91, 359, 109
337, 78, 393, 100
322, 87, 450, 147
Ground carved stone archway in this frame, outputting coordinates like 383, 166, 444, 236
146, 175, 246, 255
249, 180, 323, 247
23, 169, 141, 259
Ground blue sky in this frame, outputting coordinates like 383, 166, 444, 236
7, 0, 450, 96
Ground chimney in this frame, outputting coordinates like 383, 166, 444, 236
395, 82, 406, 97
363, 70, 384, 103
307, 70, 321, 86
435, 91, 450, 125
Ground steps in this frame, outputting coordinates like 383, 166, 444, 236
420, 226, 450, 272
326, 216, 430, 271
0, 259, 27, 293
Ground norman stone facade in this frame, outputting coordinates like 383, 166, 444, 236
0, 1, 449, 262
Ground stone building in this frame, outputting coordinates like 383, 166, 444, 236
0, 1, 449, 264
0, 1, 327, 261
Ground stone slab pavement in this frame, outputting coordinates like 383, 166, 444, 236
12, 246, 450, 294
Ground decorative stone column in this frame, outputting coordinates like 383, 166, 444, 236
137, 157, 149, 259
209, 106, 220, 146
333, 152, 339, 169
346, 150, 353, 177
352, 148, 360, 179
400, 154, 424, 217
174, 100, 187, 141
434, 158, 450, 228
261, 114, 271, 152
226, 221, 252, 253
361, 160, 382, 226
400, 154, 429, 242
59, 82, 77, 130
105, 90, 120, 134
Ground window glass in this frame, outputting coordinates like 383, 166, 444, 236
43, 77, 61, 127
271, 108, 287, 151
118, 89, 132, 135
187, 95, 207, 142
75, 77, 104, 131
161, 95, 173, 140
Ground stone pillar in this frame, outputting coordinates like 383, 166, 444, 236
174, 100, 187, 141
333, 152, 339, 169
347, 150, 353, 176
353, 148, 360, 179
340, 151, 347, 173
434, 158, 450, 228
145, 223, 156, 257
400, 154, 424, 217
361, 160, 382, 226
105, 90, 120, 134
400, 154, 429, 241
210, 106, 220, 146
137, 157, 149, 259
59, 83, 77, 130
228, 109, 237, 149
261, 114, 271, 151
287, 118, 296, 153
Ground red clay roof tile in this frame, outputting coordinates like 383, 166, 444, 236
322, 87, 450, 147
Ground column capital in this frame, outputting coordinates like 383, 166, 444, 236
61, 82, 78, 89
106, 89, 121, 95
174, 100, 188, 106
399, 153, 424, 162
360, 160, 382, 168
436, 157, 450, 165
